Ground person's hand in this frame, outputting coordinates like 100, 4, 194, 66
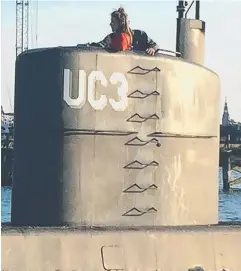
146, 47, 156, 56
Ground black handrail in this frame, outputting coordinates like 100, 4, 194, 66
77, 43, 182, 57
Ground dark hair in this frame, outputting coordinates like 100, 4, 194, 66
111, 7, 133, 44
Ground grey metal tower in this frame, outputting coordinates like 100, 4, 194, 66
16, 0, 29, 58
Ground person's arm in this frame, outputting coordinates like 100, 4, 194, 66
146, 35, 159, 51
137, 30, 159, 55
95, 35, 110, 48
91, 34, 113, 48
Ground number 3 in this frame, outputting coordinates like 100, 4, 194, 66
109, 73, 128, 111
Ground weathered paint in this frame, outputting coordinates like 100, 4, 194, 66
2, 225, 241, 271
12, 48, 219, 226
11, 48, 219, 227
179, 18, 205, 65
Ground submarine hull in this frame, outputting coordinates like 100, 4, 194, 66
2, 225, 241, 271
5, 47, 240, 270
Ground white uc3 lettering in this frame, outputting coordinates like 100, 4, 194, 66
63, 69, 128, 111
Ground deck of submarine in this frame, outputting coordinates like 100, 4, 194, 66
2, 222, 241, 234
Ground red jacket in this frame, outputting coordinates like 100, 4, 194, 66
110, 33, 132, 51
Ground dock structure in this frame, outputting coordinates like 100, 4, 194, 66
229, 166, 241, 186
219, 100, 241, 190
1, 147, 13, 187
219, 149, 241, 191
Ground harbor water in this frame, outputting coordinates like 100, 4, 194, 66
1, 169, 241, 223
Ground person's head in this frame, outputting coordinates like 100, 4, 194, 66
110, 7, 130, 33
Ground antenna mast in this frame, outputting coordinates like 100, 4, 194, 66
16, 0, 29, 58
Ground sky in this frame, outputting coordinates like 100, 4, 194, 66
1, 0, 241, 122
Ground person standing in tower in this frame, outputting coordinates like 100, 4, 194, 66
88, 8, 133, 52
88, 7, 159, 55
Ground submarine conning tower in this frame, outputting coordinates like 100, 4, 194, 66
11, 5, 220, 226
